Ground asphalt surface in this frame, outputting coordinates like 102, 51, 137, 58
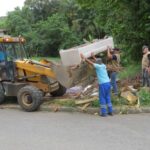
0, 109, 150, 150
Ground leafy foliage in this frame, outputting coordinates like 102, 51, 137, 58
0, 17, 7, 28
34, 13, 81, 56
138, 88, 150, 106
78, 0, 150, 61
0, 0, 149, 60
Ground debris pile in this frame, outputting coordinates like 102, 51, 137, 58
66, 82, 99, 99
119, 79, 140, 106
66, 82, 99, 111
65, 76, 141, 111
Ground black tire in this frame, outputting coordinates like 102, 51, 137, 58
50, 84, 66, 97
0, 90, 5, 104
17, 85, 43, 112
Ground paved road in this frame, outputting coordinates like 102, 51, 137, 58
0, 109, 150, 150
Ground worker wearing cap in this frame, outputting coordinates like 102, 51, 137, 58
142, 45, 150, 87
107, 47, 121, 95
80, 53, 113, 117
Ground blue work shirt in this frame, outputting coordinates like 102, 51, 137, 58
0, 51, 5, 61
93, 63, 110, 84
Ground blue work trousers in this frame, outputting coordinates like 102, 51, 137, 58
99, 82, 113, 115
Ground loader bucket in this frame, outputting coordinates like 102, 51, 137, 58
52, 62, 96, 88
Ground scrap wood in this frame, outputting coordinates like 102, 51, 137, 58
75, 97, 97, 105
82, 85, 93, 95
121, 86, 129, 92
77, 103, 91, 111
121, 86, 136, 93
121, 91, 138, 105
81, 103, 91, 111
128, 86, 138, 93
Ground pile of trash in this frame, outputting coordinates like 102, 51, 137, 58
66, 78, 140, 110
66, 81, 99, 99
65, 82, 99, 110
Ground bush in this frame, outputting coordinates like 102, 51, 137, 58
138, 88, 150, 106
118, 63, 141, 80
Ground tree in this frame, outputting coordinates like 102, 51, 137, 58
24, 0, 61, 22
77, 0, 150, 61
35, 13, 81, 56
6, 7, 32, 36
0, 17, 7, 28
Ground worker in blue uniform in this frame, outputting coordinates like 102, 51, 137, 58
80, 53, 113, 117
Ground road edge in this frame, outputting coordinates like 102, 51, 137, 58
0, 104, 150, 115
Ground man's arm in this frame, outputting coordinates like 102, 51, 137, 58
107, 46, 113, 59
80, 53, 94, 66
91, 52, 97, 62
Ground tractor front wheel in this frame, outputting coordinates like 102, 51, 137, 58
17, 85, 43, 112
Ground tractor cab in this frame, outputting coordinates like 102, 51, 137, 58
0, 36, 27, 61
0, 31, 26, 81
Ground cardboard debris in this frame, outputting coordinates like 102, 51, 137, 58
128, 86, 138, 93
121, 91, 138, 105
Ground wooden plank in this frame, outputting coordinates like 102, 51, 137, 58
75, 97, 96, 105
81, 103, 90, 111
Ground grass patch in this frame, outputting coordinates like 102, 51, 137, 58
138, 88, 150, 106
90, 95, 128, 107
91, 99, 99, 107
112, 95, 128, 106
119, 63, 141, 80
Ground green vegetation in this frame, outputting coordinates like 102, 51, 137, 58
0, 17, 6, 28
138, 88, 150, 106
91, 94, 129, 108
91, 99, 99, 107
0, 0, 149, 61
119, 63, 141, 80
44, 98, 120, 108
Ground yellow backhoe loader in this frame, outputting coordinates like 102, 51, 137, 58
0, 30, 95, 111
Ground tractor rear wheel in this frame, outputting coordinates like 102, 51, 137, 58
17, 85, 43, 112
50, 84, 66, 97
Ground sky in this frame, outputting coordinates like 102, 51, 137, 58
0, 0, 25, 16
